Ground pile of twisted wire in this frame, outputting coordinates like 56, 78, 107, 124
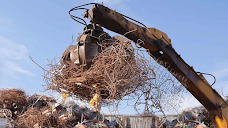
45, 40, 156, 101
43, 36, 187, 117
0, 89, 28, 118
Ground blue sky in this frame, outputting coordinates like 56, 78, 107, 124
0, 0, 228, 114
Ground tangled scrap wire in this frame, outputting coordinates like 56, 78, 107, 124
0, 88, 78, 127
44, 40, 154, 100
42, 33, 188, 117
14, 106, 75, 128
0, 88, 28, 118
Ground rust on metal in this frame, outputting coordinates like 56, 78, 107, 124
72, 3, 228, 124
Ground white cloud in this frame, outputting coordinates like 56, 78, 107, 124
0, 35, 33, 77
2, 60, 33, 76
0, 36, 28, 60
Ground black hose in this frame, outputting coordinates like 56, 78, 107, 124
197, 72, 216, 86
69, 3, 97, 26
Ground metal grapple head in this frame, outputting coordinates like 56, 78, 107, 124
61, 24, 111, 69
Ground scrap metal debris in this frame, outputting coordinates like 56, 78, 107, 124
0, 88, 227, 127
164, 98, 228, 128
0, 89, 28, 119
26, 29, 190, 127
0, 88, 134, 128
26, 5, 190, 126
164, 107, 211, 128
42, 33, 187, 116
46, 38, 150, 101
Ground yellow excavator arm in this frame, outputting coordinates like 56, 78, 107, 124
70, 3, 228, 127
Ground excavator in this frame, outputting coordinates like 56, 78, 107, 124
65, 3, 228, 127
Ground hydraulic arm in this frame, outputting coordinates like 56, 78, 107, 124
70, 3, 228, 127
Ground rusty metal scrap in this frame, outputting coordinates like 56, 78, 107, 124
42, 33, 188, 119
0, 89, 28, 119
46, 40, 153, 100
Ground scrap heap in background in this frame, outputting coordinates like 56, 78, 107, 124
1, 89, 227, 127
0, 89, 115, 127
0, 89, 77, 127
0, 89, 28, 119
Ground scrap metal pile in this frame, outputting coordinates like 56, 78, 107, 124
39, 3, 189, 126
42, 30, 187, 117
0, 89, 28, 119
0, 88, 118, 128
1, 89, 226, 128
164, 98, 228, 128
164, 107, 213, 128
45, 38, 154, 101
0, 89, 73, 127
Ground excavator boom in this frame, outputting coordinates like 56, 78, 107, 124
70, 3, 228, 127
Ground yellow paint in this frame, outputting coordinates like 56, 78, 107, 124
214, 116, 227, 128
92, 84, 97, 88
61, 93, 69, 104
90, 94, 100, 107
62, 93, 69, 99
